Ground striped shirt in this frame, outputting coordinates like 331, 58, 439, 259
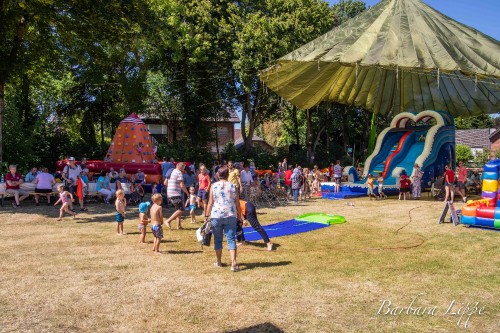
167, 168, 183, 197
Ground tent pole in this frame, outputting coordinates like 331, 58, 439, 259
367, 113, 377, 155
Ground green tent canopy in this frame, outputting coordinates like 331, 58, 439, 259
260, 0, 500, 116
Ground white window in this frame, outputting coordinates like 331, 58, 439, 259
148, 124, 168, 135
217, 126, 228, 139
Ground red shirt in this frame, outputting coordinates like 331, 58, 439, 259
6, 172, 22, 190
444, 170, 455, 184
198, 173, 210, 190
284, 170, 293, 186
457, 167, 467, 183
400, 179, 411, 189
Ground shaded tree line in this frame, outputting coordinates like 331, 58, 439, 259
1, 0, 495, 173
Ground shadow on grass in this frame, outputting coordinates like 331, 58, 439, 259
165, 250, 203, 254
226, 322, 284, 333
242, 242, 281, 250
239, 261, 291, 270
467, 225, 500, 232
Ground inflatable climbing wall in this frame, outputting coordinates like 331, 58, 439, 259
106, 113, 156, 164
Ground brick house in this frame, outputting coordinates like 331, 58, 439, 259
455, 128, 497, 155
489, 128, 500, 155
142, 109, 240, 155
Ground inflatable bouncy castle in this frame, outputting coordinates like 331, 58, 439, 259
323, 110, 455, 199
461, 159, 500, 229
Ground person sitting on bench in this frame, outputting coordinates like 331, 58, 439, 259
34, 167, 56, 206
5, 164, 29, 208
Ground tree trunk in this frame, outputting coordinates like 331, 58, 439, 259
241, 92, 252, 154
342, 106, 351, 154
100, 110, 104, 146
313, 125, 326, 157
21, 73, 31, 128
245, 120, 256, 155
306, 109, 313, 163
292, 106, 299, 145
0, 81, 4, 168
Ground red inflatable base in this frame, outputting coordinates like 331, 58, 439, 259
56, 160, 161, 175
56, 160, 193, 184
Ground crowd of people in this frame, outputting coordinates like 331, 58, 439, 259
2, 155, 486, 271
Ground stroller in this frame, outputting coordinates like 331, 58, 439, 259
433, 185, 445, 201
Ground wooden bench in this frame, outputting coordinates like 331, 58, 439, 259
0, 183, 60, 206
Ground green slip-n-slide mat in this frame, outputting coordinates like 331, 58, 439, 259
295, 213, 347, 225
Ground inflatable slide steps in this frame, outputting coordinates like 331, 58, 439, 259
461, 160, 500, 229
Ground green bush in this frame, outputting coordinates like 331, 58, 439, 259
456, 144, 474, 163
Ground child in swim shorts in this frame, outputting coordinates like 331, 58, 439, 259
138, 201, 151, 244
150, 194, 164, 254
185, 186, 197, 224
115, 189, 126, 235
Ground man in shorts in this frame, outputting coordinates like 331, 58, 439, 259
5, 165, 29, 208
456, 161, 468, 203
62, 157, 87, 211
197, 164, 211, 219
164, 162, 189, 229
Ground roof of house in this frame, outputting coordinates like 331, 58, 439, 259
455, 129, 496, 149
489, 127, 500, 141
139, 108, 240, 123
234, 129, 266, 147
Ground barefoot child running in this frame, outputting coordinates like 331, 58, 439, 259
186, 186, 197, 224
54, 185, 76, 220
138, 202, 151, 244
115, 189, 126, 235
150, 194, 164, 253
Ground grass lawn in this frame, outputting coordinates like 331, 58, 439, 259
0, 195, 498, 333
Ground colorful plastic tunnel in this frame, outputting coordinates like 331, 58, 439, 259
461, 160, 500, 229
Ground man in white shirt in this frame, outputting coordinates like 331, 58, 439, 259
62, 157, 87, 211
240, 165, 253, 201
164, 162, 189, 229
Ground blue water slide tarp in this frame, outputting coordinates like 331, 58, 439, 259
242, 219, 329, 241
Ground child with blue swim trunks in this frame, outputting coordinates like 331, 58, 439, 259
138, 201, 151, 244
185, 186, 197, 224
115, 189, 126, 235
150, 194, 164, 254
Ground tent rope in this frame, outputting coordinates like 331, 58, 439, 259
437, 68, 440, 89
355, 62, 358, 88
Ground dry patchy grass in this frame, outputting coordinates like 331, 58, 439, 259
0, 195, 498, 333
